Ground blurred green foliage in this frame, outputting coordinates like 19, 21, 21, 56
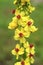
0, 0, 43, 65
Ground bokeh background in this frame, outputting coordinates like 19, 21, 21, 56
0, 0, 43, 65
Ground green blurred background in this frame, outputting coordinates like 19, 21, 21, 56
0, 0, 43, 65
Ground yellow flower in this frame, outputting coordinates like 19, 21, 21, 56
8, 21, 17, 30
23, 42, 35, 64
14, 58, 30, 65
12, 10, 29, 27
15, 10, 25, 16
14, 0, 17, 4
23, 42, 29, 48
25, 18, 34, 26
30, 25, 38, 32
11, 44, 24, 59
14, 28, 30, 43
26, 54, 34, 64
13, 10, 25, 21
24, 19, 38, 32
31, 57, 34, 64
24, 25, 38, 32
23, 41, 35, 54
26, 43, 35, 55
27, 53, 34, 64
21, 0, 30, 5
28, 5, 35, 13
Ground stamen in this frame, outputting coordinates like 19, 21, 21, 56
12, 9, 15, 14
27, 21, 32, 26
17, 15, 21, 19
15, 48, 19, 52
21, 61, 25, 65
19, 33, 23, 37
30, 44, 33, 48
29, 53, 34, 58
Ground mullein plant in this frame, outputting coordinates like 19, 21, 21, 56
8, 0, 38, 65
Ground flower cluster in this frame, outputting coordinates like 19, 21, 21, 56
12, 42, 35, 65
13, 0, 35, 14
8, 0, 38, 65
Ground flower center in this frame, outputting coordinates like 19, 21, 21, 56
12, 9, 15, 14
27, 21, 32, 26
17, 15, 21, 19
15, 48, 19, 53
19, 33, 23, 37
21, 61, 25, 65
29, 53, 34, 58
30, 44, 33, 48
